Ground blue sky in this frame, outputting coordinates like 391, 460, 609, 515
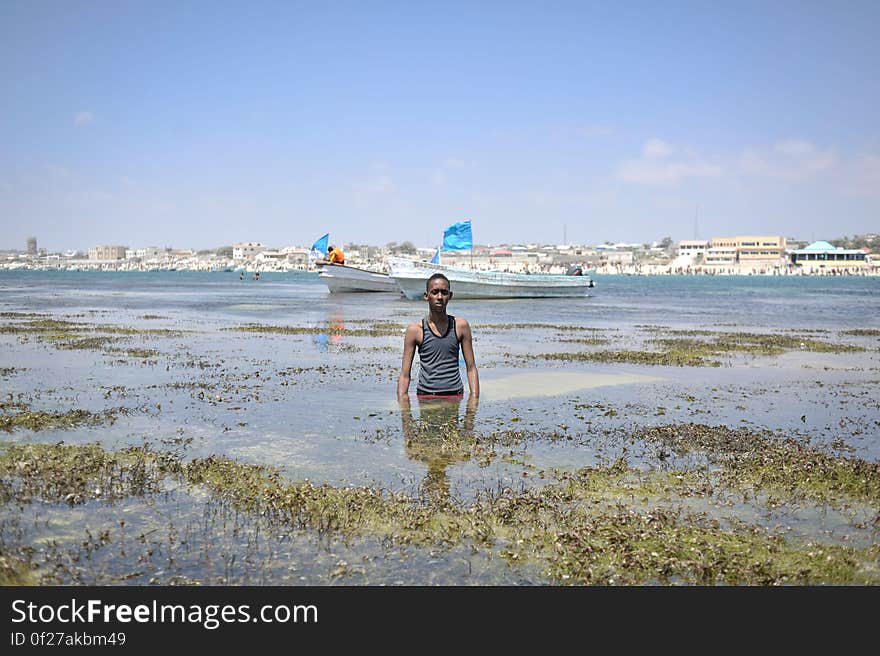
2, 0, 878, 251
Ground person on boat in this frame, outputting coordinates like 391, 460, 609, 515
397, 273, 479, 400
326, 245, 345, 264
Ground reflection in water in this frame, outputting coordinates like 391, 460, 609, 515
312, 309, 345, 351
399, 395, 478, 503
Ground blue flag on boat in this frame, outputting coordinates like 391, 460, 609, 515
310, 233, 329, 259
431, 247, 441, 265
442, 220, 472, 251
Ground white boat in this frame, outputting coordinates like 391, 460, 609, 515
316, 262, 401, 293
388, 257, 595, 300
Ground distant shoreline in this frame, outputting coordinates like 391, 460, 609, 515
1, 265, 877, 277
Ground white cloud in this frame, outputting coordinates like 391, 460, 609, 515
617, 139, 721, 185
774, 139, 815, 157
617, 137, 846, 187
617, 160, 722, 185
352, 176, 394, 195
74, 111, 95, 126
844, 154, 880, 197
738, 139, 837, 180
643, 138, 673, 159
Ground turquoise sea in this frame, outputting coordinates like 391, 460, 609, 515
1, 270, 878, 584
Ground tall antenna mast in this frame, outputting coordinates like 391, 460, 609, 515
563, 223, 567, 246
693, 204, 699, 239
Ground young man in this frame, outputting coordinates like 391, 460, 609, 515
397, 273, 479, 400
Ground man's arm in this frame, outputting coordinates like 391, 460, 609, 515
463, 394, 479, 433
398, 394, 415, 442
457, 318, 480, 397
397, 322, 420, 399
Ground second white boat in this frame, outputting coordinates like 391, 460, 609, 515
388, 258, 595, 300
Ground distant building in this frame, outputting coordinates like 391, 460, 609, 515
27, 237, 37, 255
138, 247, 164, 259
734, 235, 787, 263
709, 235, 786, 265
704, 247, 737, 266
790, 241, 869, 272
677, 240, 709, 258
604, 250, 634, 265
88, 245, 128, 260
127, 247, 166, 259
280, 246, 310, 266
254, 250, 286, 265
233, 242, 266, 261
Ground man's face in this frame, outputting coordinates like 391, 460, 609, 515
424, 279, 452, 310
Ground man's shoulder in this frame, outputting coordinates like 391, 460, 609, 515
454, 315, 472, 335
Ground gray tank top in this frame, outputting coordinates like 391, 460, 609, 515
417, 315, 463, 394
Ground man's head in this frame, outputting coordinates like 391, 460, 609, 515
425, 273, 451, 292
424, 273, 452, 307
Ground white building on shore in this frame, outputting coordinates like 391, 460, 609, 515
233, 242, 267, 261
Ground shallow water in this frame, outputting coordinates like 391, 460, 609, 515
1, 270, 878, 584
2, 270, 879, 481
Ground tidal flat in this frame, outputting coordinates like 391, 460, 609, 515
0, 271, 878, 585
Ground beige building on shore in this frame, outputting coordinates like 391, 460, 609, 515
732, 235, 787, 263
88, 245, 128, 260
710, 235, 786, 263
676, 235, 787, 270
704, 246, 737, 266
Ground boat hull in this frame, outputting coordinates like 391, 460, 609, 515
388, 259, 595, 300
318, 263, 400, 293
